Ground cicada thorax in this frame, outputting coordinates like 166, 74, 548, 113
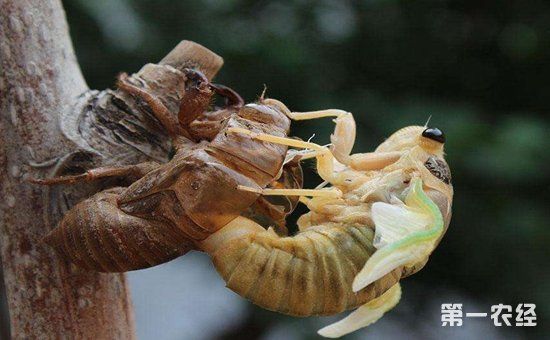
183, 102, 303, 233
127, 102, 295, 235
44, 100, 301, 272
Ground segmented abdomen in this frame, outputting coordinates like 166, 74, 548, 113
210, 224, 402, 316
45, 188, 191, 272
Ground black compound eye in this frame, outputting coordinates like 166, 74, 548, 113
422, 127, 445, 143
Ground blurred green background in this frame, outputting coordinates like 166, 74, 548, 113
28, 0, 550, 339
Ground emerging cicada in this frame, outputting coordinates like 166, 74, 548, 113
36, 76, 453, 336
203, 100, 453, 337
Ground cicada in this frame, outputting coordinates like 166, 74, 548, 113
203, 99, 453, 337
36, 82, 453, 336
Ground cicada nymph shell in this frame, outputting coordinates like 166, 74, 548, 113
39, 70, 303, 272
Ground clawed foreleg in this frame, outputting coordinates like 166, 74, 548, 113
30, 162, 160, 185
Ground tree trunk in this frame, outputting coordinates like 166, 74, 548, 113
0, 0, 223, 338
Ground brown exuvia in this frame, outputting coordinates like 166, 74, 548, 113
34, 69, 302, 271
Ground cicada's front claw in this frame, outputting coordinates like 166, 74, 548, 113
209, 83, 244, 108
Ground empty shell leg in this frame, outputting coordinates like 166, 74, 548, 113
30, 162, 160, 185
117, 73, 183, 136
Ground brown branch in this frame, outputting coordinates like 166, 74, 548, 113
0, 0, 223, 338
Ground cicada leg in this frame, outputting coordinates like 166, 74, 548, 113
318, 283, 402, 338
348, 151, 403, 171
263, 98, 356, 165
210, 83, 244, 108
237, 185, 342, 199
29, 162, 160, 185
263, 98, 407, 171
117, 73, 187, 137
227, 127, 338, 183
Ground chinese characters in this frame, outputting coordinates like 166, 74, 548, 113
441, 303, 536, 327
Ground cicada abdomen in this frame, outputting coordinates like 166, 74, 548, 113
44, 188, 193, 271
201, 217, 402, 316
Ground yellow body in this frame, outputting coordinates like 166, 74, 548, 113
200, 121, 453, 322
202, 217, 401, 316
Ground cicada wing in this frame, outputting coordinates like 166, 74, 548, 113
353, 179, 445, 292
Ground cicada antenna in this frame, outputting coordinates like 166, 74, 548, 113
259, 84, 268, 101
424, 115, 432, 128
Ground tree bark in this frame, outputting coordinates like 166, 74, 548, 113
0, 0, 223, 338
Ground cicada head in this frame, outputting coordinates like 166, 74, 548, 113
349, 127, 454, 297
376, 125, 445, 157
376, 125, 453, 214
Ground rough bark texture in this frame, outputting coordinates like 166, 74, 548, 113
0, 0, 223, 338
